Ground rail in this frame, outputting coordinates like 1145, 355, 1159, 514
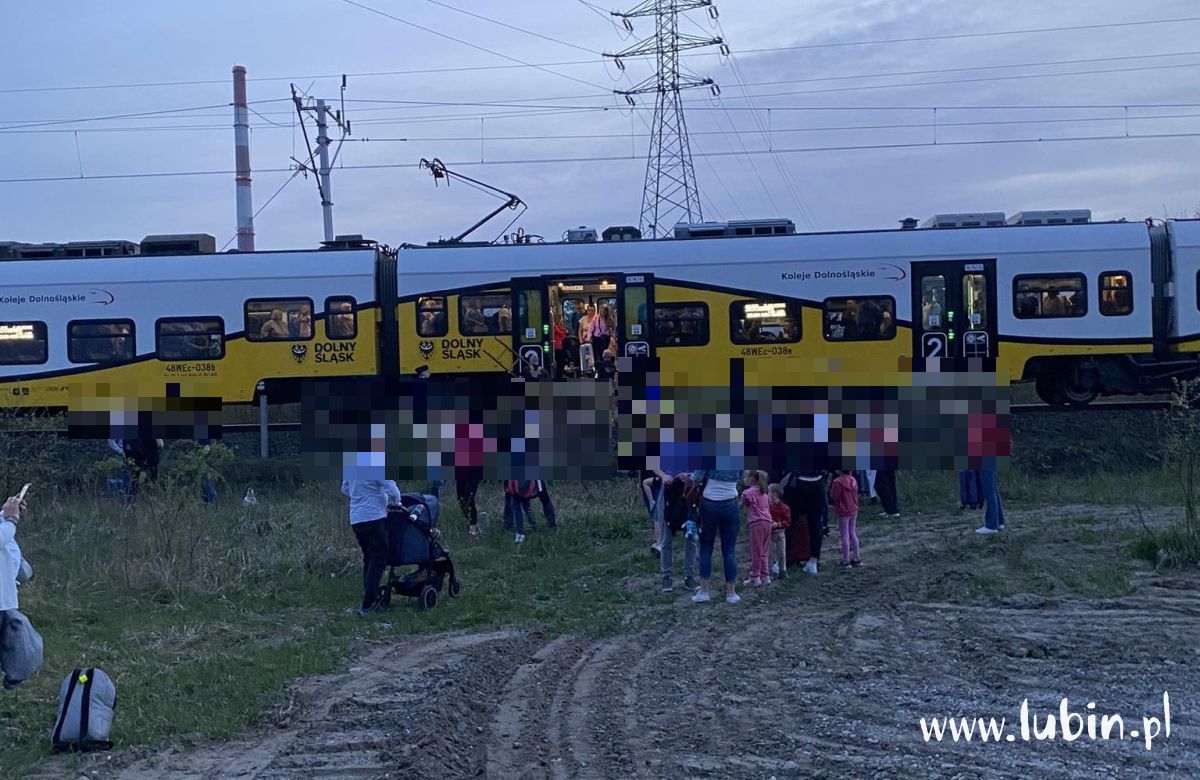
0, 402, 1185, 439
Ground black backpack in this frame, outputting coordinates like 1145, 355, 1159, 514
663, 478, 689, 532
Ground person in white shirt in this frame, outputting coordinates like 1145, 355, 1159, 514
341, 476, 402, 617
1, 495, 27, 612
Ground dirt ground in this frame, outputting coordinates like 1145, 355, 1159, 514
44, 505, 1200, 779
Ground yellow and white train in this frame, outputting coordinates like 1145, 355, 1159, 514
4, 215, 1200, 408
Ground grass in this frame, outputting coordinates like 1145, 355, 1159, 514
0, 437, 1191, 777
906, 514, 1133, 603
0, 479, 651, 778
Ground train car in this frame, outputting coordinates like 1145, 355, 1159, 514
394, 219, 1169, 402
3, 217, 1197, 411
0, 247, 381, 409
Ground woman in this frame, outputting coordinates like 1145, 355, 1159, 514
1, 494, 27, 613
586, 304, 616, 379
690, 469, 743, 605
457, 477, 482, 538
552, 312, 569, 379
578, 304, 596, 344
782, 470, 826, 574
341, 444, 403, 616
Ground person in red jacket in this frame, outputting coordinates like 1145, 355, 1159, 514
767, 483, 792, 578
828, 470, 861, 568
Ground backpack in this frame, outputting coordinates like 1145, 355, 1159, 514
662, 478, 689, 532
0, 609, 44, 689
51, 667, 117, 752
505, 480, 539, 499
683, 472, 709, 510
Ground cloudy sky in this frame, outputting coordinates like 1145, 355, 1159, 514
4, 0, 1200, 248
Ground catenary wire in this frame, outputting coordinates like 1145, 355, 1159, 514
3, 130, 1200, 184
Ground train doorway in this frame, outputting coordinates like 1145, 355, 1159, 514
910, 260, 998, 367
511, 274, 655, 378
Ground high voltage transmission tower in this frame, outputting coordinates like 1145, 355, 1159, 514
605, 0, 727, 238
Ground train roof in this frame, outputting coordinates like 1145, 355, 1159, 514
0, 247, 377, 286
0, 219, 1159, 283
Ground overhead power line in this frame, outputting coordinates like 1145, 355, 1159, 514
737, 14, 1200, 53
339, 0, 610, 91
5, 14, 1198, 96
3, 130, 1199, 185
10, 108, 1199, 137
420, 0, 601, 54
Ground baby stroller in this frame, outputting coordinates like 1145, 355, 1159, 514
380, 493, 462, 610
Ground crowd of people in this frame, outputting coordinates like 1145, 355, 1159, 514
640, 464, 1003, 603
338, 461, 1005, 614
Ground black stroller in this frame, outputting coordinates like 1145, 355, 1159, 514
379, 493, 462, 610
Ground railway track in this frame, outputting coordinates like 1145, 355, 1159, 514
1010, 400, 1173, 413
0, 401, 1182, 438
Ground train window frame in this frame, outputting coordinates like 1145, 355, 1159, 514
67, 318, 136, 365
155, 317, 226, 362
459, 293, 512, 336
244, 297, 316, 343
325, 296, 358, 340
822, 296, 897, 342
729, 299, 801, 345
416, 296, 448, 338
1013, 273, 1087, 319
0, 321, 49, 366
1099, 271, 1133, 317
653, 302, 710, 347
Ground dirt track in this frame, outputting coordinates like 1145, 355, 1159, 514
57, 506, 1200, 779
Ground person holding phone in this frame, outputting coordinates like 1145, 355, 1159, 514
1, 491, 28, 612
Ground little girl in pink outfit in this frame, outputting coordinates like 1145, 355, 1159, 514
829, 470, 861, 568
741, 470, 773, 586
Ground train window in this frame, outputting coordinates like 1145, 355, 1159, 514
326, 297, 358, 340
460, 293, 511, 336
730, 299, 800, 344
624, 286, 649, 340
920, 276, 946, 331
823, 297, 896, 341
654, 303, 709, 347
416, 296, 448, 338
1099, 272, 1132, 316
962, 274, 988, 329
1013, 274, 1086, 319
245, 298, 314, 341
156, 318, 224, 361
0, 322, 48, 365
68, 320, 135, 364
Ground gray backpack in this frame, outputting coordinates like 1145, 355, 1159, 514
0, 609, 44, 689
17, 557, 32, 585
52, 667, 117, 752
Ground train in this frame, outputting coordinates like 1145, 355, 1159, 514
4, 212, 1200, 410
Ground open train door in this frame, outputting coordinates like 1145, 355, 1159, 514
910, 260, 998, 369
512, 276, 551, 377
616, 273, 655, 360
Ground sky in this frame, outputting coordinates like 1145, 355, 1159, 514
4, 0, 1200, 249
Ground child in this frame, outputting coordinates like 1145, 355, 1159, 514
828, 470, 860, 568
504, 480, 538, 543
767, 483, 791, 578
740, 470, 773, 586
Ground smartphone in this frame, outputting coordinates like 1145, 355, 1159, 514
17, 483, 31, 501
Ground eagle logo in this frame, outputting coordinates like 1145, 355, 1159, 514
419, 341, 435, 359
291, 344, 308, 364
